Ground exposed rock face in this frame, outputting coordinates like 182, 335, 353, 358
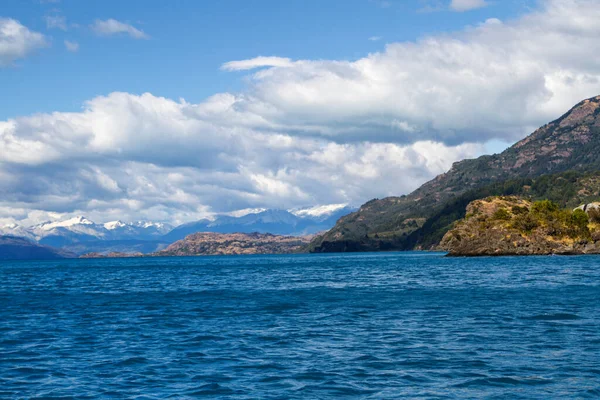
440, 197, 600, 256
155, 232, 310, 256
310, 95, 600, 252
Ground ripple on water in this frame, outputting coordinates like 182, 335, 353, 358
1, 252, 600, 399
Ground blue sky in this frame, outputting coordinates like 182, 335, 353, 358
2, 0, 533, 119
1, 0, 599, 226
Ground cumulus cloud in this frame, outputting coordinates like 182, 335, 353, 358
0, 92, 482, 225
0, 18, 47, 66
221, 56, 294, 71
218, 0, 600, 145
450, 0, 489, 11
90, 19, 149, 39
64, 40, 79, 52
2, 0, 600, 225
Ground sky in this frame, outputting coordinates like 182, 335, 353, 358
1, 0, 600, 226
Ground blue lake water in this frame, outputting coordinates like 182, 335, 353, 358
1, 252, 599, 399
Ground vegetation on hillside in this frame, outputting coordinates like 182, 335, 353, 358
404, 171, 600, 249
309, 170, 600, 252
440, 196, 600, 256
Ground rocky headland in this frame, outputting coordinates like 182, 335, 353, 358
440, 197, 600, 256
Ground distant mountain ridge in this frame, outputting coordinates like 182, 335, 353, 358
0, 236, 75, 260
309, 95, 600, 252
163, 206, 356, 242
0, 204, 356, 256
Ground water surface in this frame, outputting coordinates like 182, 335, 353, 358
1, 252, 599, 398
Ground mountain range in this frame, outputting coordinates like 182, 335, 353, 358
0, 204, 355, 257
309, 95, 600, 252
163, 205, 355, 242
0, 217, 172, 247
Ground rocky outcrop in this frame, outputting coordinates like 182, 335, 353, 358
440, 197, 600, 256
155, 232, 310, 256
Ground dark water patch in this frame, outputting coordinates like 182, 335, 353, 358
454, 376, 553, 388
113, 356, 149, 367
522, 313, 581, 321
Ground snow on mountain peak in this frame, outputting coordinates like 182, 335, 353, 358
225, 208, 267, 218
291, 204, 349, 218
38, 216, 95, 231
104, 220, 126, 230
131, 221, 168, 229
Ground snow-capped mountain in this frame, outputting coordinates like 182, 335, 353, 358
0, 223, 36, 241
36, 216, 95, 231
104, 220, 127, 230
5, 217, 172, 249
163, 205, 356, 242
103, 220, 172, 240
31, 216, 106, 246
1, 205, 355, 255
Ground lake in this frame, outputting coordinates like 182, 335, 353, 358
1, 252, 599, 398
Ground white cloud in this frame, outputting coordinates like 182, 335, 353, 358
0, 92, 483, 224
368, 36, 382, 41
64, 40, 79, 52
45, 15, 67, 30
90, 19, 149, 39
0, 18, 47, 66
221, 56, 293, 71
219, 0, 600, 145
2, 0, 600, 224
450, 0, 489, 11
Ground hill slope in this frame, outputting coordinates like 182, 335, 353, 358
310, 95, 600, 252
0, 236, 74, 260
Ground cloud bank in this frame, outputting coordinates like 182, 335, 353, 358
2, 0, 600, 226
